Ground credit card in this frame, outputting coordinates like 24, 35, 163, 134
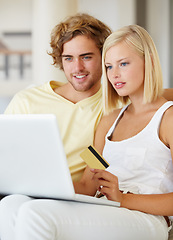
80, 145, 109, 170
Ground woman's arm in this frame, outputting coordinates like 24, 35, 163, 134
73, 165, 96, 196
121, 192, 173, 216
73, 116, 108, 195
74, 110, 119, 195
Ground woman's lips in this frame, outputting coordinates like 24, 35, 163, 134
114, 82, 126, 89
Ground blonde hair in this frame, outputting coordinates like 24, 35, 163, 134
48, 13, 112, 70
102, 24, 163, 114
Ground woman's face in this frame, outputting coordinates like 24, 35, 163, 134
105, 41, 145, 99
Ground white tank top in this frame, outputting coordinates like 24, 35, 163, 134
103, 101, 173, 195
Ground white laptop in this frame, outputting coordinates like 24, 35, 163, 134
0, 114, 120, 207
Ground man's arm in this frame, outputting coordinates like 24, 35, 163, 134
163, 88, 173, 101
4, 92, 28, 114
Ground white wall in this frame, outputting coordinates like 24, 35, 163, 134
32, 0, 78, 85
0, 0, 32, 32
0, 0, 33, 112
78, 0, 136, 31
146, 0, 170, 88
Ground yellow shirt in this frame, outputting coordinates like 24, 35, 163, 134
5, 81, 103, 182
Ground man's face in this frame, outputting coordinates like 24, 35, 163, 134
62, 35, 102, 92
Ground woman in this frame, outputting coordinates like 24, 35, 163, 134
75, 24, 173, 239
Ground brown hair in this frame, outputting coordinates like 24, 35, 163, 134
48, 13, 112, 70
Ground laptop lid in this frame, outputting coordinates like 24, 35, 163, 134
0, 114, 75, 199
0, 114, 120, 207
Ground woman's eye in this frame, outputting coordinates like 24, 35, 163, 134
120, 62, 128, 67
106, 65, 112, 70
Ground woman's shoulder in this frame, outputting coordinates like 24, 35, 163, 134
94, 108, 122, 153
99, 108, 122, 129
159, 101, 173, 147
162, 102, 173, 122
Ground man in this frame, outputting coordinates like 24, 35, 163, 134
4, 13, 112, 183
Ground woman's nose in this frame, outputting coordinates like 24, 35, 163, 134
112, 67, 120, 78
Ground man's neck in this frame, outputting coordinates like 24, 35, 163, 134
54, 82, 101, 104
